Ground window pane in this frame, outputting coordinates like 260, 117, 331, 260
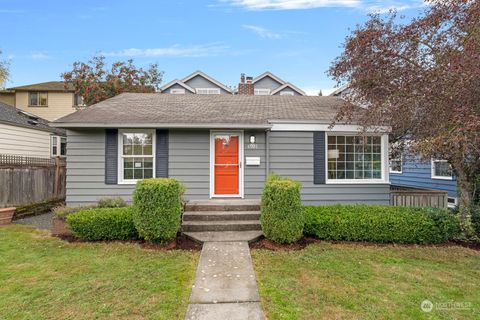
124, 158, 133, 168
144, 169, 153, 178
60, 138, 67, 156
39, 93, 48, 106
144, 158, 153, 168
29, 92, 38, 106
124, 169, 133, 180
133, 145, 143, 155
123, 133, 134, 145
434, 161, 451, 177
123, 145, 133, 155
143, 144, 152, 155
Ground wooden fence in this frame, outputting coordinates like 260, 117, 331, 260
0, 155, 66, 207
390, 186, 448, 209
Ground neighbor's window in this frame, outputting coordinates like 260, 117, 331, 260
29, 92, 48, 107
51, 136, 66, 157
73, 93, 85, 107
390, 157, 402, 173
170, 88, 185, 94
120, 131, 154, 182
254, 88, 270, 95
196, 88, 220, 95
431, 159, 453, 180
279, 91, 295, 96
327, 135, 383, 181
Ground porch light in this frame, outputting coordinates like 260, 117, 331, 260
249, 135, 256, 144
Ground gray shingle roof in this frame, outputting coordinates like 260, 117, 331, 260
0, 102, 65, 135
53, 93, 355, 127
8, 81, 74, 92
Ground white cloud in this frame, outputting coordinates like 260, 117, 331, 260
219, 0, 427, 12
242, 25, 282, 39
30, 53, 51, 60
103, 44, 230, 58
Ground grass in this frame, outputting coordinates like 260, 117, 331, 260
0, 225, 199, 320
252, 242, 480, 320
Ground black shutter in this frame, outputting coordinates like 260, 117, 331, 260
313, 131, 326, 184
156, 129, 169, 178
105, 129, 118, 184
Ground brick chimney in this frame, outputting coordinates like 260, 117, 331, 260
238, 73, 254, 95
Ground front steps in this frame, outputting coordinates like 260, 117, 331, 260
182, 200, 263, 243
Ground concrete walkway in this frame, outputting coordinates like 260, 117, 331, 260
185, 241, 264, 320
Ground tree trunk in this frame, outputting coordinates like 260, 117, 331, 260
455, 169, 475, 236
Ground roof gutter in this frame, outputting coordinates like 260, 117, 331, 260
50, 122, 273, 129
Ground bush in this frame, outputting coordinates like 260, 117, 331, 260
132, 178, 185, 243
52, 205, 96, 220
304, 205, 460, 244
66, 207, 137, 241
97, 197, 127, 208
260, 174, 304, 244
471, 205, 480, 236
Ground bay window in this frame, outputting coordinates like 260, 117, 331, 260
119, 130, 155, 183
327, 134, 386, 182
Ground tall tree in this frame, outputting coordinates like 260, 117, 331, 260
62, 55, 163, 106
329, 0, 480, 234
0, 50, 10, 89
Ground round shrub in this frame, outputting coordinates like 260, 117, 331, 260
66, 207, 137, 241
132, 178, 185, 243
304, 205, 460, 244
260, 174, 304, 244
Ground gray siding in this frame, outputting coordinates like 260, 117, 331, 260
66, 129, 388, 206
269, 131, 390, 205
184, 75, 231, 94
254, 76, 282, 91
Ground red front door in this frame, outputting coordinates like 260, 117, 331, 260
214, 134, 239, 195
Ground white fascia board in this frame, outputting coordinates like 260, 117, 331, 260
252, 71, 286, 85
270, 83, 306, 96
269, 121, 391, 133
182, 70, 233, 93
159, 80, 195, 93
50, 122, 272, 129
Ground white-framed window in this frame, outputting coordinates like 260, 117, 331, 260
279, 91, 294, 96
431, 159, 453, 180
73, 93, 86, 107
448, 197, 458, 208
254, 88, 271, 95
170, 88, 185, 94
29, 91, 48, 107
389, 156, 402, 174
326, 134, 388, 183
118, 130, 155, 184
196, 88, 220, 95
51, 136, 66, 157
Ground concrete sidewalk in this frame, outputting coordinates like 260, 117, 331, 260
185, 241, 264, 320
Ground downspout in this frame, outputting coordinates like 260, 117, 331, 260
265, 129, 270, 178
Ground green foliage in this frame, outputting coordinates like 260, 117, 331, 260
97, 197, 127, 208
471, 205, 480, 237
261, 174, 304, 244
304, 205, 460, 244
66, 207, 137, 241
132, 178, 185, 244
52, 205, 95, 220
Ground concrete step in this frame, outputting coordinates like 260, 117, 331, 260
184, 231, 264, 243
185, 200, 260, 212
183, 211, 261, 222
182, 220, 261, 232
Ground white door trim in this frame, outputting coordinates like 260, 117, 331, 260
209, 130, 244, 198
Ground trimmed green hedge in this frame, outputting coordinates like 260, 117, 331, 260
304, 205, 460, 244
66, 207, 137, 241
261, 174, 304, 244
132, 178, 185, 244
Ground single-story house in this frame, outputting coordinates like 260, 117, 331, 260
0, 101, 66, 158
52, 94, 391, 207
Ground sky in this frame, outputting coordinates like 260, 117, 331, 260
0, 0, 427, 95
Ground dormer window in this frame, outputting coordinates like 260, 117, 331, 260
279, 91, 295, 96
170, 88, 185, 94
254, 88, 270, 95
29, 92, 48, 107
196, 88, 220, 95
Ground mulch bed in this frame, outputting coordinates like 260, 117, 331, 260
56, 233, 203, 251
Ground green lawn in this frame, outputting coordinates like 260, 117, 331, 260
0, 225, 199, 320
252, 242, 480, 320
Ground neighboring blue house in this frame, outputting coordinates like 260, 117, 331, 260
390, 156, 458, 208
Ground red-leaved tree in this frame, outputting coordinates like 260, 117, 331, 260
329, 0, 480, 232
62, 54, 163, 106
